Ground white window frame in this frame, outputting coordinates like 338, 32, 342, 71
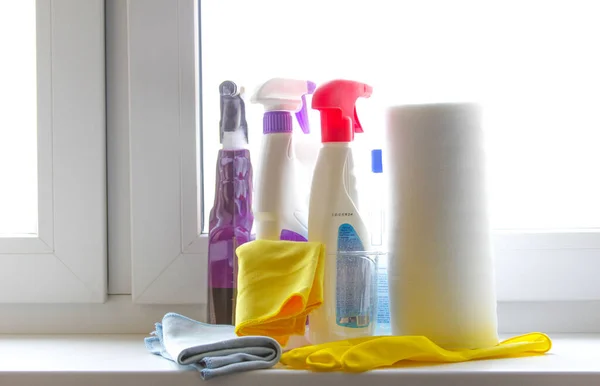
0, 0, 106, 303
494, 231, 600, 301
107, 0, 132, 295
122, 0, 207, 304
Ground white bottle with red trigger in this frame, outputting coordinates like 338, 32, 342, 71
251, 78, 316, 241
308, 79, 376, 344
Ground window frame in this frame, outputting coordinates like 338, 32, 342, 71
123, 0, 207, 304
0, 0, 106, 303
107, 0, 132, 295
494, 230, 600, 301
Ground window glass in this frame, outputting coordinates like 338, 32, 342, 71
0, 1, 38, 235
200, 0, 600, 232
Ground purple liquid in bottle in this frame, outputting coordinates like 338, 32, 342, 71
207, 149, 253, 325
208, 81, 253, 325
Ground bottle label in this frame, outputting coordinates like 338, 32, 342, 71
337, 223, 364, 251
335, 223, 376, 328
375, 256, 391, 335
377, 263, 390, 324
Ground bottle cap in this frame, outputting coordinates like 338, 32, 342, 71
371, 149, 383, 173
251, 78, 316, 134
219, 80, 248, 148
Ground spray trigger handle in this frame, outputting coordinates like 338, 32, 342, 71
311, 79, 373, 143
294, 81, 317, 134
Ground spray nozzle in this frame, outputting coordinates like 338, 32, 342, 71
311, 79, 373, 143
219, 80, 248, 148
251, 78, 316, 134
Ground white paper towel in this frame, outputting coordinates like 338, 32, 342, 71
384, 103, 498, 350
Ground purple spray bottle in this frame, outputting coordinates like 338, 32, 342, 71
207, 81, 253, 325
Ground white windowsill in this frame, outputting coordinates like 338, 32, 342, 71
0, 334, 599, 386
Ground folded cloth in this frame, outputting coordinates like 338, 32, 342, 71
280, 332, 552, 372
145, 313, 281, 380
235, 240, 325, 346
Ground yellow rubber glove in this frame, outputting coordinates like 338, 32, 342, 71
281, 333, 551, 372
235, 240, 325, 346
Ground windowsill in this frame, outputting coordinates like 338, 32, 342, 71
0, 334, 598, 386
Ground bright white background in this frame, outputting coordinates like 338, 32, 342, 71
200, 0, 600, 232
0, 1, 38, 236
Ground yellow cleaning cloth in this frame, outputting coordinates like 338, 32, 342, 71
235, 240, 325, 346
281, 333, 552, 371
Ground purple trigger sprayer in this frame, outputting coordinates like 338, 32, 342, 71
207, 80, 253, 325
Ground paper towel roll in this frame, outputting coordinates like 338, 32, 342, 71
384, 103, 498, 350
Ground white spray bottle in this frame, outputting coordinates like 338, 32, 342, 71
308, 79, 376, 344
251, 78, 316, 241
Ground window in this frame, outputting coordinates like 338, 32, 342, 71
0, 0, 105, 303
200, 0, 600, 231
120, 0, 600, 307
196, 0, 600, 302
2, 0, 596, 323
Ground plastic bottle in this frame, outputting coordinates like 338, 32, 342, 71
308, 79, 375, 344
207, 81, 254, 325
370, 149, 391, 336
251, 78, 316, 241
